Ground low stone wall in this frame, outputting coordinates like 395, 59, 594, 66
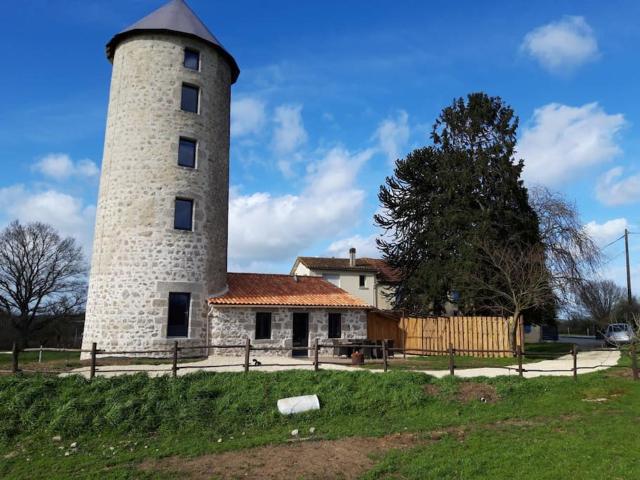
209, 306, 368, 357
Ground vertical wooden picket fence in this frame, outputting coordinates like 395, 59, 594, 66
368, 313, 523, 358
401, 315, 523, 357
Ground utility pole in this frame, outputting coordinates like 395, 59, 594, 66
625, 228, 632, 321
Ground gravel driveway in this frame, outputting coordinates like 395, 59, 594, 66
65, 349, 620, 379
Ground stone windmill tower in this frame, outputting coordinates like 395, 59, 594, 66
82, 0, 239, 355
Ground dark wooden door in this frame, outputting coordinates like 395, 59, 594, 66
292, 312, 309, 357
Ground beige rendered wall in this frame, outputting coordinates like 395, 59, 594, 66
375, 284, 396, 310
292, 264, 377, 307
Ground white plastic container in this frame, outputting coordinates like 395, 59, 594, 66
277, 395, 320, 415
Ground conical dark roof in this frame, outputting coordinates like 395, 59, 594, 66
106, 0, 239, 83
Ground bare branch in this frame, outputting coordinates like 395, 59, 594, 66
529, 186, 602, 306
460, 240, 555, 350
0, 221, 87, 347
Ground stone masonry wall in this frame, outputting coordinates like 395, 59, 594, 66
209, 307, 368, 356
82, 33, 232, 357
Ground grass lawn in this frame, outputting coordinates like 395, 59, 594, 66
0, 358, 638, 479
0, 351, 83, 372
0, 351, 208, 374
361, 342, 573, 371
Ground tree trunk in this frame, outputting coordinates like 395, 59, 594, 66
15, 318, 31, 350
510, 311, 520, 355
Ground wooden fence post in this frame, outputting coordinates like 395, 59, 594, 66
572, 344, 578, 381
516, 345, 523, 378
402, 313, 406, 359
38, 344, 43, 363
244, 338, 251, 373
313, 338, 319, 372
172, 341, 179, 378
630, 343, 639, 381
448, 343, 455, 376
89, 342, 97, 380
383, 340, 388, 372
11, 342, 19, 374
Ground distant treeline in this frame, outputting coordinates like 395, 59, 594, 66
0, 314, 84, 350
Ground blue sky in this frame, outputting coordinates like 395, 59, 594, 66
0, 0, 639, 288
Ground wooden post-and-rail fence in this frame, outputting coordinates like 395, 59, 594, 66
2, 338, 638, 381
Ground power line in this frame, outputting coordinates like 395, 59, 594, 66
599, 235, 625, 251
601, 250, 626, 266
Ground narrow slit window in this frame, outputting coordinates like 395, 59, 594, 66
174, 198, 193, 231
178, 137, 197, 168
255, 312, 272, 340
184, 48, 200, 70
359, 275, 366, 287
181, 84, 199, 113
167, 292, 190, 337
328, 313, 342, 339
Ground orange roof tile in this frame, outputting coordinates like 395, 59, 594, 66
209, 273, 369, 308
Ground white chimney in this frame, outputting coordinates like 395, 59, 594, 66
349, 247, 356, 267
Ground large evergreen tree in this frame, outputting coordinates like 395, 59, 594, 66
375, 93, 540, 314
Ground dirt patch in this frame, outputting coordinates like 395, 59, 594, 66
140, 432, 430, 480
490, 419, 538, 428
139, 416, 557, 479
423, 384, 441, 396
456, 382, 500, 404
486, 414, 577, 432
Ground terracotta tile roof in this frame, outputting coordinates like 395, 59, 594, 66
295, 257, 402, 284
360, 258, 402, 284
208, 273, 369, 308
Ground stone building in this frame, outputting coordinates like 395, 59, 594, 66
82, 0, 369, 357
209, 273, 368, 356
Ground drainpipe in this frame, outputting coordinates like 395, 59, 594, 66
206, 304, 213, 357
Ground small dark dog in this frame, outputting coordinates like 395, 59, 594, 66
252, 358, 262, 366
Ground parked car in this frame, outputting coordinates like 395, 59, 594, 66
603, 323, 636, 346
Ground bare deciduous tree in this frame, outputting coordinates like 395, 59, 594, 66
0, 221, 87, 347
463, 241, 555, 351
574, 280, 625, 329
529, 186, 602, 306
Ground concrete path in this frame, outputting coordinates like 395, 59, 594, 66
415, 349, 621, 379
64, 349, 620, 379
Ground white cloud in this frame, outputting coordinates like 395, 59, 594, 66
596, 167, 640, 206
231, 97, 267, 137
76, 159, 100, 177
373, 110, 410, 163
326, 234, 380, 259
586, 218, 637, 289
521, 16, 599, 73
271, 104, 308, 176
33, 153, 99, 181
272, 104, 307, 154
228, 147, 374, 268
0, 185, 96, 255
519, 102, 625, 186
584, 218, 628, 247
